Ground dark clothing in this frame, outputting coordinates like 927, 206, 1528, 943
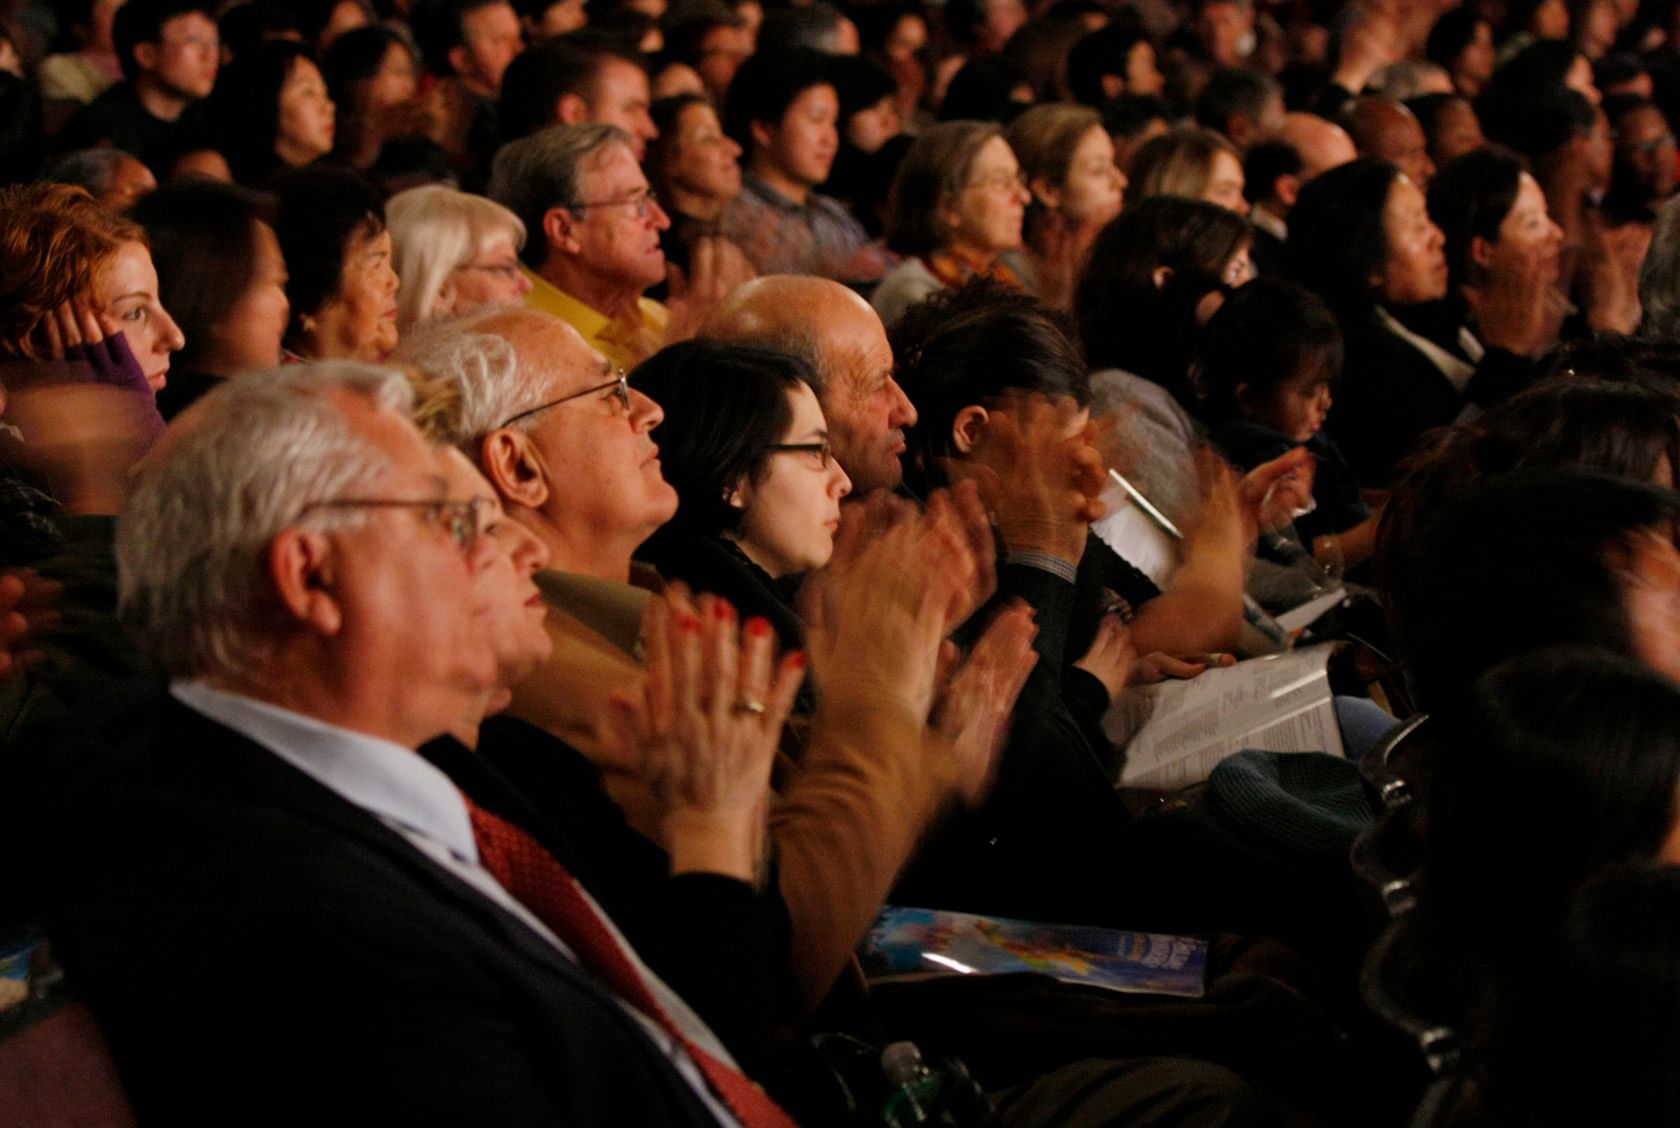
428, 717, 792, 1081
1212, 422, 1370, 545
153, 367, 223, 422
46, 698, 729, 1126
55, 83, 208, 170
1324, 302, 1536, 487
634, 529, 807, 657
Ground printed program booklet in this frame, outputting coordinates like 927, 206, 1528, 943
860, 906, 1208, 998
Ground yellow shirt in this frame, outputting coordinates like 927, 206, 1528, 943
522, 268, 670, 371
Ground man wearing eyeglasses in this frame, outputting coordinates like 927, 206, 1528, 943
50, 362, 743, 1123
490, 122, 676, 371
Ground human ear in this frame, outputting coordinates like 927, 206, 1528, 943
482, 429, 551, 512
133, 42, 160, 73
555, 93, 589, 125
1469, 234, 1495, 271
749, 118, 776, 154
951, 404, 989, 453
269, 528, 342, 636
1151, 265, 1174, 290
1276, 173, 1301, 209
1030, 175, 1061, 211
433, 279, 460, 318
542, 207, 580, 256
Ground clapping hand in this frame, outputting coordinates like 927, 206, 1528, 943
605, 585, 805, 884
930, 601, 1039, 806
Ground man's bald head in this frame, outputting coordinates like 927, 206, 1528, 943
702, 275, 916, 494
1344, 95, 1434, 188
1274, 112, 1359, 181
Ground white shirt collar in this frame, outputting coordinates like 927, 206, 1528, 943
1251, 206, 1287, 243
169, 681, 479, 866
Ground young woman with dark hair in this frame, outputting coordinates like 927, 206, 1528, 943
131, 179, 289, 419
320, 24, 421, 172
206, 40, 337, 186
630, 340, 852, 654
272, 166, 398, 362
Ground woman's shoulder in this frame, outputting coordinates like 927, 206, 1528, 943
870, 257, 945, 328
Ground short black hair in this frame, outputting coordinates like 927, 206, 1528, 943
722, 48, 834, 149
937, 57, 1031, 124
1196, 277, 1342, 423
628, 340, 815, 537
206, 40, 319, 185
1099, 92, 1172, 141
891, 281, 1091, 498
271, 165, 386, 339
1067, 22, 1151, 107
1243, 137, 1302, 205
412, 0, 511, 76
322, 25, 414, 108
757, 3, 852, 55
498, 31, 635, 141
115, 0, 217, 82
1424, 6, 1485, 72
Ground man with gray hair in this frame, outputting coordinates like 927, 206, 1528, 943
489, 123, 678, 371
49, 362, 763, 1124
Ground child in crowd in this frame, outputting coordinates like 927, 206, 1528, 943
1197, 276, 1377, 570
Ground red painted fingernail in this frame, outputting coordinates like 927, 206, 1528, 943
787, 650, 807, 669
681, 613, 702, 633
715, 601, 735, 622
745, 616, 771, 638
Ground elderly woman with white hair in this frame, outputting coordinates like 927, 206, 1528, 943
386, 185, 534, 334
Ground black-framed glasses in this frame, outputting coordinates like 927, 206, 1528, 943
498, 369, 631, 428
570, 187, 660, 219
301, 497, 489, 553
767, 440, 832, 470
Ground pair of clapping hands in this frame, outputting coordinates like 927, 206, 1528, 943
602, 482, 1041, 880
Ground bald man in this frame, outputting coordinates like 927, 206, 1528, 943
1343, 95, 1434, 189
1245, 112, 1358, 273
701, 275, 917, 495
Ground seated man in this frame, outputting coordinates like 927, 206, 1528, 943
48, 362, 785, 1124
56, 0, 217, 174
701, 274, 917, 497
719, 50, 896, 285
491, 123, 724, 370
413, 0, 525, 187
1243, 112, 1357, 275
498, 31, 658, 158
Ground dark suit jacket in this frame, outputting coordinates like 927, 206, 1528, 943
46, 696, 726, 1126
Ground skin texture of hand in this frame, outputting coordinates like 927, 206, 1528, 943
1239, 446, 1317, 541
1072, 609, 1136, 700
0, 569, 62, 678
25, 300, 115, 362
1473, 239, 1555, 356
948, 392, 1107, 565
930, 600, 1039, 806
1131, 650, 1236, 685
2, 383, 159, 515
801, 484, 995, 720
604, 585, 805, 884
1126, 449, 1247, 655
1581, 221, 1650, 335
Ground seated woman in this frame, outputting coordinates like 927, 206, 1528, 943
207, 41, 338, 186
0, 183, 180, 531
629, 340, 853, 659
1199, 277, 1379, 572
645, 93, 754, 286
1075, 195, 1255, 530
387, 185, 532, 333
872, 120, 1034, 329
822, 56, 906, 237
321, 25, 422, 173
132, 181, 291, 420
273, 167, 400, 362
1004, 102, 1126, 311
1125, 126, 1249, 216
1289, 157, 1542, 487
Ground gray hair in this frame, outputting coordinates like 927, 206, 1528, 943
393, 308, 561, 451
42, 148, 134, 198
387, 185, 527, 331
1642, 196, 1680, 340
117, 362, 416, 680
487, 123, 632, 268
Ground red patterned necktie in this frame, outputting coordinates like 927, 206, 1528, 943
462, 796, 797, 1128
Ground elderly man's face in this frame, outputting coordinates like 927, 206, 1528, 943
325, 394, 501, 739
511, 317, 678, 542
568, 142, 670, 294
816, 294, 916, 494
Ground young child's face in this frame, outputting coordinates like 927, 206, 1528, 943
1263, 370, 1333, 444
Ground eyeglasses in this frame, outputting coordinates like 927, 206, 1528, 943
966, 169, 1028, 192
767, 440, 832, 470
498, 369, 632, 428
456, 260, 524, 282
570, 187, 660, 219
301, 497, 489, 554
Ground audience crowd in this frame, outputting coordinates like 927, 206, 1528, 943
7, 0, 1680, 1123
